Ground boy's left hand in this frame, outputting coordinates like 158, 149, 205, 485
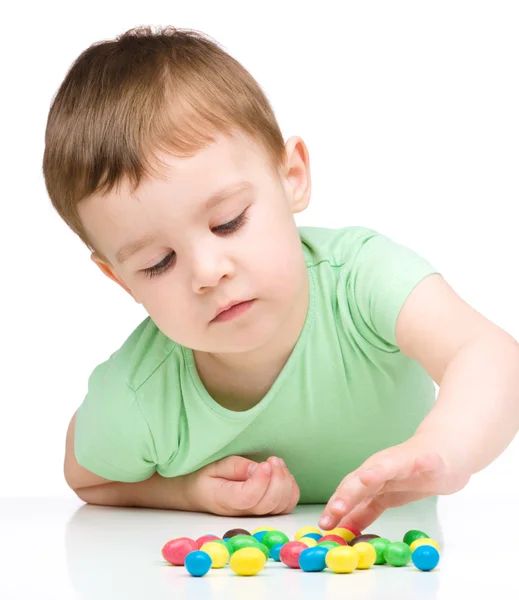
318, 433, 471, 532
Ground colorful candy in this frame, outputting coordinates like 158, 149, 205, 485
403, 529, 429, 546
230, 547, 266, 576
223, 528, 251, 539
299, 536, 318, 548
161, 537, 198, 566
261, 530, 290, 550
280, 541, 308, 568
368, 537, 391, 565
196, 534, 220, 548
270, 543, 284, 562
200, 541, 230, 568
295, 526, 322, 540
384, 542, 412, 567
351, 534, 380, 545
410, 538, 440, 552
319, 534, 347, 545
185, 550, 212, 576
299, 546, 329, 572
325, 546, 359, 573
324, 527, 356, 542
353, 542, 377, 569
412, 545, 440, 571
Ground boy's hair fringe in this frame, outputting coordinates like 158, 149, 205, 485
42, 25, 286, 261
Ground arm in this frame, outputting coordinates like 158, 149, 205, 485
64, 411, 192, 510
319, 274, 519, 530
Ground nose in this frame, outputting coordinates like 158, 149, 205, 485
190, 244, 234, 293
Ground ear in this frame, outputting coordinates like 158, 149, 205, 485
281, 136, 311, 214
90, 253, 139, 303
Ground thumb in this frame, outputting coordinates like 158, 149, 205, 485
208, 455, 258, 481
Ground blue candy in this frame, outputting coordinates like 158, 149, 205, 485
411, 546, 440, 571
270, 543, 284, 562
185, 550, 212, 577
253, 531, 268, 543
298, 546, 329, 572
302, 532, 322, 542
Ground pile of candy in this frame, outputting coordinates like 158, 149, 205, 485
161, 525, 441, 577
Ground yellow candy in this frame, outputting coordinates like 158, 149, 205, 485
299, 537, 318, 547
410, 538, 441, 552
324, 528, 355, 542
295, 526, 322, 540
251, 526, 276, 535
353, 542, 377, 569
200, 541, 230, 568
325, 546, 359, 573
229, 547, 266, 576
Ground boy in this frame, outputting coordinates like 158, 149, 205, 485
43, 25, 519, 532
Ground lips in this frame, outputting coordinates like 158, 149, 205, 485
211, 299, 256, 322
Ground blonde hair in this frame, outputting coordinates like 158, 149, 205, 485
42, 25, 286, 261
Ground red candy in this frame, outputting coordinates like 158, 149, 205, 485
343, 525, 362, 537
196, 534, 220, 549
161, 537, 198, 565
280, 541, 308, 568
320, 534, 347, 545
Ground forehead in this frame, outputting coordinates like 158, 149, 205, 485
79, 131, 269, 259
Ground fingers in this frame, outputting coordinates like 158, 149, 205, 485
251, 457, 293, 515
208, 455, 259, 481
319, 452, 416, 530
219, 460, 272, 511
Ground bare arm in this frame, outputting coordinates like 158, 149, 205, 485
64, 412, 192, 510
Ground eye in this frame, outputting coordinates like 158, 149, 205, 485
141, 209, 249, 279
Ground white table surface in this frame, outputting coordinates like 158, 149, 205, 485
1, 491, 517, 599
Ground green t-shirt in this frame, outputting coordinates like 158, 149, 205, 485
75, 226, 440, 503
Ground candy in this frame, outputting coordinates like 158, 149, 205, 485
270, 543, 284, 562
403, 530, 429, 546
280, 541, 308, 568
196, 534, 220, 548
412, 545, 440, 571
325, 546, 359, 573
185, 550, 212, 577
226, 535, 258, 555
324, 527, 356, 542
295, 526, 322, 540
385, 542, 412, 567
252, 531, 268, 543
255, 542, 270, 560
200, 541, 230, 568
410, 538, 440, 552
299, 536, 318, 548
353, 542, 377, 569
261, 530, 290, 550
299, 546, 329, 572
300, 532, 322, 542
351, 534, 380, 545
319, 534, 347, 546
230, 547, 266, 576
368, 538, 391, 565
317, 541, 341, 550
161, 537, 198, 566
251, 526, 276, 535
223, 528, 251, 539
341, 525, 362, 537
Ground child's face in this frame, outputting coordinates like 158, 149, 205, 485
80, 130, 311, 353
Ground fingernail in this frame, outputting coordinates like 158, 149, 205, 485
320, 516, 332, 528
248, 463, 258, 476
274, 457, 285, 467
331, 499, 346, 512
261, 462, 272, 475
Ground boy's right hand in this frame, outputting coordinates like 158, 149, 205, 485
184, 455, 300, 517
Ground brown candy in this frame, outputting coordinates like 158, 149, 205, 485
351, 534, 380, 545
223, 528, 251, 539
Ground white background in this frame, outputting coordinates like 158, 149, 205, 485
1, 0, 517, 499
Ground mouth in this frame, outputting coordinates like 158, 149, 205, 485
211, 299, 256, 323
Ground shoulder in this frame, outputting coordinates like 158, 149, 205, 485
298, 225, 381, 267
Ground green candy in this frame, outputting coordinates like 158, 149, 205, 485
317, 541, 341, 550
227, 535, 258, 554
403, 530, 430, 547
261, 530, 289, 550
385, 542, 412, 567
256, 542, 270, 560
369, 537, 391, 565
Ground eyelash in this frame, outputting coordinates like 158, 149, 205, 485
142, 209, 249, 279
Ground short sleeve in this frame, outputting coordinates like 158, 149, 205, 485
346, 233, 440, 350
74, 358, 157, 482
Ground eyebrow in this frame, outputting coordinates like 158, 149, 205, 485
115, 180, 253, 265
